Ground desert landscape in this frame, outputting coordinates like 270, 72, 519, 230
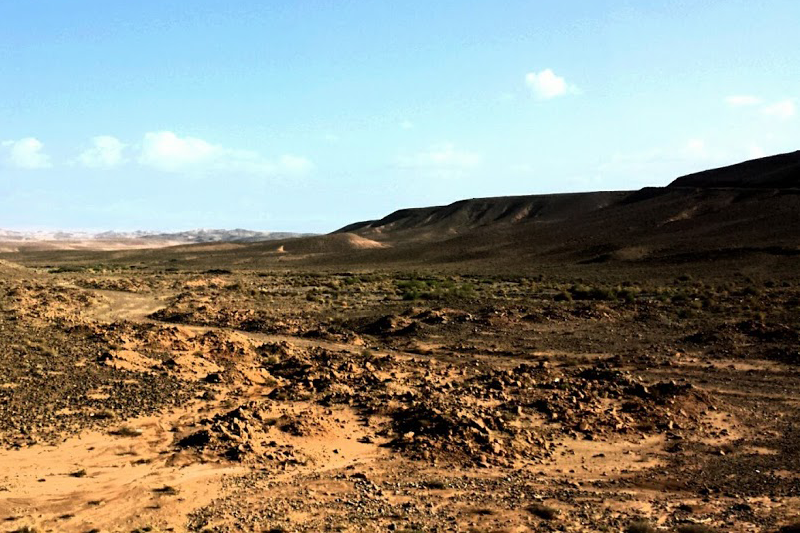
3, 2, 799, 531
0, 152, 799, 532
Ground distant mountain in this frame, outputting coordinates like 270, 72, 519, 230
3, 151, 799, 270
103, 229, 316, 243
145, 150, 800, 269
0, 228, 314, 244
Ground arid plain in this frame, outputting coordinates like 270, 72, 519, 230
1, 152, 799, 532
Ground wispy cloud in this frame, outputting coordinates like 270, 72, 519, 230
725, 95, 796, 120
763, 99, 796, 120
77, 135, 127, 169
3, 131, 313, 176
1, 137, 52, 169
277, 154, 314, 174
525, 69, 578, 99
138, 131, 313, 176
724, 95, 763, 106
396, 143, 481, 178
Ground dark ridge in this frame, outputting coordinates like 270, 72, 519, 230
334, 192, 630, 236
669, 150, 800, 189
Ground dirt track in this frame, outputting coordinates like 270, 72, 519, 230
88, 289, 169, 323
1, 289, 386, 532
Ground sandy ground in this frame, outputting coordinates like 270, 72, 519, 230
0, 289, 386, 532
1, 269, 799, 532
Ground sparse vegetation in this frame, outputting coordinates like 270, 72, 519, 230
0, 259, 798, 531
396, 276, 476, 301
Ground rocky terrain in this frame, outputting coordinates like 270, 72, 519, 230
0, 259, 799, 532
0, 152, 798, 532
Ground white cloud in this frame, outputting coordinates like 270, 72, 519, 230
525, 69, 577, 99
1, 137, 52, 169
685, 138, 706, 156
763, 99, 796, 120
139, 131, 221, 172
396, 143, 481, 178
724, 95, 796, 120
725, 95, 763, 106
77, 135, 126, 168
400, 120, 414, 130
278, 154, 314, 174
138, 131, 312, 175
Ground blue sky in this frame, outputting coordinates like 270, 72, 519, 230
1, 0, 798, 232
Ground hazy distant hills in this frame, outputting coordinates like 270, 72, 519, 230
0, 228, 316, 253
0, 229, 314, 244
126, 229, 315, 243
